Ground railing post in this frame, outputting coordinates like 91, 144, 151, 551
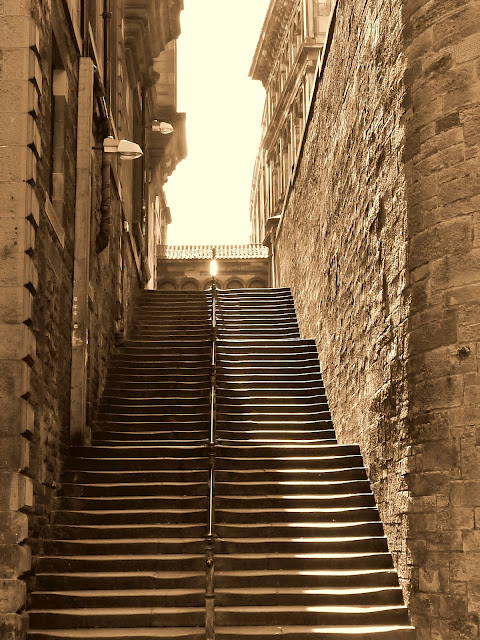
206, 274, 217, 640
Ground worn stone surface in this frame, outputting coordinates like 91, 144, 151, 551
273, 0, 480, 637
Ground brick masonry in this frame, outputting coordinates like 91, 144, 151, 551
273, 0, 480, 637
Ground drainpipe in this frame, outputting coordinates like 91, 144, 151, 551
95, 1, 113, 254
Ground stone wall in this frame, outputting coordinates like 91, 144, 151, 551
273, 0, 480, 637
403, 0, 480, 637
0, 1, 149, 635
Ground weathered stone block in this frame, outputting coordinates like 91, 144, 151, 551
0, 544, 30, 579
0, 513, 27, 545
0, 580, 26, 613
0, 613, 28, 640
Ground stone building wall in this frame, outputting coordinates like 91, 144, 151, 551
271, 0, 480, 637
0, 1, 185, 637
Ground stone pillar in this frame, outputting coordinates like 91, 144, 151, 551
0, 6, 40, 639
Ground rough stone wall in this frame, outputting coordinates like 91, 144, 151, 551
274, 0, 480, 637
0, 2, 147, 634
28, 0, 78, 555
275, 0, 410, 590
403, 0, 480, 638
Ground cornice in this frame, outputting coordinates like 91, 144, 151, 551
124, 0, 183, 86
250, 0, 298, 85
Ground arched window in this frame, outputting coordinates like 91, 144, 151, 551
157, 279, 177, 290
181, 279, 200, 291
226, 279, 244, 290
248, 279, 267, 289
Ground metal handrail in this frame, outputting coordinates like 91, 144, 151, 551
205, 279, 217, 640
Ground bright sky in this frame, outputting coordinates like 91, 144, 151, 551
164, 0, 271, 245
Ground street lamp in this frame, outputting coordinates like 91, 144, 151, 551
103, 136, 143, 159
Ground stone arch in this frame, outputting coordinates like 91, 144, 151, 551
180, 278, 200, 291
226, 279, 244, 290
157, 279, 177, 290
248, 278, 267, 289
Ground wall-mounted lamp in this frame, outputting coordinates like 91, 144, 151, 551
152, 120, 174, 134
103, 136, 143, 160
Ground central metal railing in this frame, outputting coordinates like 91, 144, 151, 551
205, 280, 217, 639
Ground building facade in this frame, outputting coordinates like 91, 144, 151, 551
249, 0, 331, 247
250, 0, 480, 638
157, 244, 270, 290
0, 1, 185, 636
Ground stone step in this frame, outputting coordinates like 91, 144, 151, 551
56, 495, 208, 511
213, 606, 411, 627
60, 481, 208, 497
48, 523, 207, 539
53, 509, 208, 526
64, 456, 209, 472
91, 422, 210, 433
214, 586, 404, 607
92, 433, 209, 443
35, 571, 206, 591
214, 499, 378, 521
27, 628, 206, 640
42, 538, 206, 556
96, 413, 211, 423
215, 429, 335, 441
215, 455, 365, 475
36, 555, 206, 573
70, 444, 209, 458
214, 625, 416, 639
214, 553, 394, 572
30, 589, 205, 609
62, 469, 208, 484
28, 607, 206, 629
214, 468, 369, 488
214, 569, 400, 589
214, 536, 389, 555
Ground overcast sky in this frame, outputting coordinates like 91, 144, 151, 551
164, 0, 271, 245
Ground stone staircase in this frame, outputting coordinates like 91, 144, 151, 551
26, 287, 415, 639
212, 288, 415, 639
27, 291, 212, 640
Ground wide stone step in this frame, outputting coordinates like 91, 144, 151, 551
92, 433, 209, 444
215, 455, 365, 476
42, 538, 205, 556
96, 413, 211, 423
215, 429, 335, 441
62, 469, 208, 484
48, 523, 207, 539
214, 568, 400, 589
214, 535, 389, 555
215, 455, 364, 471
215, 499, 377, 521
213, 606, 410, 627
70, 445, 208, 458
57, 495, 208, 510
214, 469, 369, 489
53, 509, 207, 526
60, 481, 208, 497
215, 443, 357, 457
91, 422, 210, 433
214, 553, 394, 572
214, 625, 416, 639
27, 628, 205, 640
214, 586, 404, 607
30, 589, 205, 609
36, 555, 206, 573
35, 571, 206, 591
28, 607, 205, 629
64, 457, 208, 472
